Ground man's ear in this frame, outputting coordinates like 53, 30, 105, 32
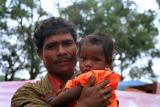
37, 49, 43, 60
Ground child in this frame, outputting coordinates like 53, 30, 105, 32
46, 32, 120, 107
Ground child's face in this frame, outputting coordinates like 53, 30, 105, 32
79, 43, 107, 73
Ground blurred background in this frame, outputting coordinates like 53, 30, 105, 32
0, 0, 160, 82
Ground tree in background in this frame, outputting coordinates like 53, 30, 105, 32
0, 0, 160, 81
57, 0, 159, 81
0, 0, 48, 80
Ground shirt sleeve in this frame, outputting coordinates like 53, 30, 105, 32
11, 83, 51, 107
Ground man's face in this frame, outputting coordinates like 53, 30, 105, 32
38, 33, 77, 77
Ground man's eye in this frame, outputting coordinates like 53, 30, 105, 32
63, 40, 74, 46
45, 43, 57, 49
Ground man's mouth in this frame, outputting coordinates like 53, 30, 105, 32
55, 58, 72, 65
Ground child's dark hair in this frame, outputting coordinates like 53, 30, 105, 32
33, 17, 77, 49
79, 32, 115, 66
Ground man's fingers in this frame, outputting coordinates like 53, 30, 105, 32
104, 92, 111, 100
100, 87, 112, 107
100, 95, 111, 107
86, 76, 96, 87
105, 100, 111, 106
102, 86, 112, 95
100, 87, 112, 101
95, 80, 109, 90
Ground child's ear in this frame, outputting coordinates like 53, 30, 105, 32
105, 64, 109, 68
105, 61, 110, 68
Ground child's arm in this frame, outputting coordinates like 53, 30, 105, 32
49, 85, 82, 106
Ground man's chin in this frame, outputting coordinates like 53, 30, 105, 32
56, 66, 74, 74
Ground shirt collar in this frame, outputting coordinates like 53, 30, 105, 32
48, 74, 62, 93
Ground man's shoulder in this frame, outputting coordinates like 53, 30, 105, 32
13, 76, 51, 96
11, 77, 52, 107
13, 80, 42, 96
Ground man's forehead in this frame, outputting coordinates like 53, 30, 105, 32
46, 33, 73, 41
43, 34, 75, 47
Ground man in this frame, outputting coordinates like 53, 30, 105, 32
11, 17, 112, 107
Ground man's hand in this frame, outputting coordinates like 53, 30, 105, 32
76, 76, 112, 107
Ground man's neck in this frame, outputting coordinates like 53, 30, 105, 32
49, 72, 74, 84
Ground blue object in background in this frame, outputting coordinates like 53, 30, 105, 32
117, 80, 149, 90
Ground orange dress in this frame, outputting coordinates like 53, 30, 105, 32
65, 68, 120, 107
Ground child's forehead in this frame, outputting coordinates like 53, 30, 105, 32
80, 41, 103, 48
80, 44, 104, 54
79, 38, 106, 60
80, 35, 105, 45
81, 42, 102, 47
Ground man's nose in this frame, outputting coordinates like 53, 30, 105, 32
57, 45, 67, 56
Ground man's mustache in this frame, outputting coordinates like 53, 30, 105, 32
53, 56, 73, 63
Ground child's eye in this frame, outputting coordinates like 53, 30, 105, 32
93, 57, 101, 61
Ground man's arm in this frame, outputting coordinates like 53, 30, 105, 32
11, 83, 50, 107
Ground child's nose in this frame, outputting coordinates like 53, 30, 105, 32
84, 60, 93, 67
